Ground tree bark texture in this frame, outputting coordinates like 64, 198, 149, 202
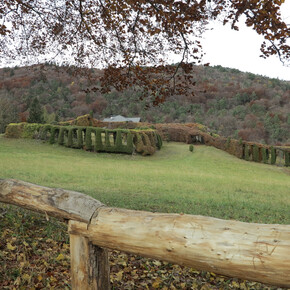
1, 179, 290, 287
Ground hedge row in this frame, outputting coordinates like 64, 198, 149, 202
241, 144, 290, 166
5, 123, 162, 156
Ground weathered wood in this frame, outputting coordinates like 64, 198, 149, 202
69, 208, 290, 287
0, 179, 104, 223
70, 234, 110, 290
1, 178, 290, 287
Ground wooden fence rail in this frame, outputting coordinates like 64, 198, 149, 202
0, 179, 290, 288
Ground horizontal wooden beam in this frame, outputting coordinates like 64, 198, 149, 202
1, 179, 290, 287
69, 209, 290, 287
0, 179, 104, 223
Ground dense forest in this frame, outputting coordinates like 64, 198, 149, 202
0, 63, 289, 145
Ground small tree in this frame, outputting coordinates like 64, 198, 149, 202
28, 97, 44, 123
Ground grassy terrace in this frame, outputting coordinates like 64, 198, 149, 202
0, 135, 289, 224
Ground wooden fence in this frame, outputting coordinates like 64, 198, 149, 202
0, 179, 290, 289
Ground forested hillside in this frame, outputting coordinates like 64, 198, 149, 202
0, 63, 289, 145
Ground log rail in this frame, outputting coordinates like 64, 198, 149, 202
0, 179, 290, 288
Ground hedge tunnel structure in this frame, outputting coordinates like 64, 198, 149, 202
5, 123, 163, 156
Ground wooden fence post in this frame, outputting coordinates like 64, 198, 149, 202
70, 232, 110, 290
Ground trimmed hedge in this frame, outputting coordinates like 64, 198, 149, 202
253, 145, 259, 162
285, 151, 290, 167
4, 123, 162, 156
244, 145, 250, 161
270, 146, 276, 165
262, 147, 268, 164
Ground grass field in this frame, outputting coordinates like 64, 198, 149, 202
0, 135, 289, 224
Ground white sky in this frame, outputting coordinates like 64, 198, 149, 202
201, 1, 290, 81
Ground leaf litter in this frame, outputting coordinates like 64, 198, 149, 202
0, 204, 286, 289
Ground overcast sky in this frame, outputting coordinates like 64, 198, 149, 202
201, 1, 290, 81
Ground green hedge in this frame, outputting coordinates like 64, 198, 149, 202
4, 123, 162, 156
253, 145, 259, 162
285, 151, 290, 167
244, 145, 250, 161
262, 147, 268, 164
270, 146, 276, 165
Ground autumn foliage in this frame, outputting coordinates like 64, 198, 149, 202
0, 0, 289, 103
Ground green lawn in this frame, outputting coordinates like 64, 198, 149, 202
0, 135, 289, 224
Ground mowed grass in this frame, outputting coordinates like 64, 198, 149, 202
0, 135, 289, 224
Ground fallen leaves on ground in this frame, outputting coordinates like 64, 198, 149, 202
0, 205, 285, 289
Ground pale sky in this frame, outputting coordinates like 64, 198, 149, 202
201, 1, 290, 81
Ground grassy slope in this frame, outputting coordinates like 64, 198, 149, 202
0, 135, 289, 224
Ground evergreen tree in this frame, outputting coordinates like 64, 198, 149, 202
28, 97, 44, 123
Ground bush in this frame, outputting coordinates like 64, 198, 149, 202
85, 127, 93, 150
156, 133, 163, 150
5, 123, 25, 138
262, 147, 268, 164
126, 132, 133, 154
94, 129, 104, 152
226, 137, 231, 149
285, 151, 290, 167
49, 126, 59, 144
244, 145, 250, 161
67, 128, 73, 147
22, 123, 42, 138
189, 144, 194, 152
77, 127, 84, 149
40, 124, 52, 140
253, 145, 259, 162
57, 127, 65, 145
270, 146, 276, 165
115, 130, 123, 151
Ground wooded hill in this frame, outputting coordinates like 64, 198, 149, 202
0, 63, 289, 145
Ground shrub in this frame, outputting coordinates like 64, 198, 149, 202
85, 127, 93, 150
285, 151, 290, 167
226, 137, 231, 149
77, 127, 84, 148
49, 126, 59, 144
189, 144, 194, 152
5, 123, 25, 138
244, 145, 250, 161
253, 145, 259, 162
262, 147, 268, 164
57, 127, 65, 145
126, 132, 133, 154
94, 129, 103, 152
105, 131, 111, 148
22, 123, 42, 138
67, 128, 73, 147
115, 130, 123, 151
270, 146, 276, 165
156, 133, 163, 150
39, 124, 52, 140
